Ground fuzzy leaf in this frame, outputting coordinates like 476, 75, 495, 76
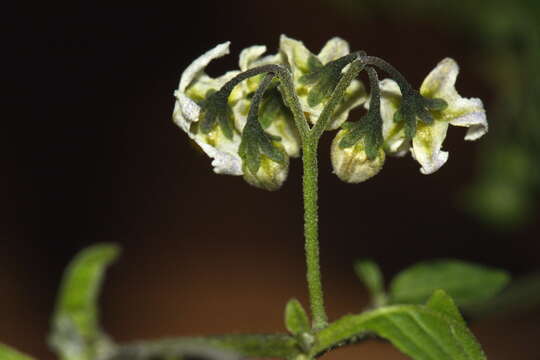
389, 259, 510, 307
427, 290, 466, 327
0, 344, 35, 360
284, 299, 310, 335
49, 243, 120, 360
316, 293, 486, 360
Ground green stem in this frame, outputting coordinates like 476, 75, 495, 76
110, 334, 300, 360
302, 137, 327, 330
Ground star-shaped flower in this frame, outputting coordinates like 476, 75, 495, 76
376, 58, 488, 174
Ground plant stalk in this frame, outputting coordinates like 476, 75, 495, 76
302, 137, 327, 330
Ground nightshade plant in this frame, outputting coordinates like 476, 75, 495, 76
2, 36, 511, 360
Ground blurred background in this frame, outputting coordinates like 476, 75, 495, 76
5, 1, 540, 359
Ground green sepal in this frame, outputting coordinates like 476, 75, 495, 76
424, 97, 448, 111
393, 90, 447, 139
259, 87, 292, 129
300, 55, 356, 107
307, 54, 324, 72
339, 111, 383, 160
354, 259, 387, 307
0, 344, 35, 360
284, 299, 310, 335
199, 90, 235, 139
389, 259, 510, 308
49, 243, 120, 360
239, 117, 286, 174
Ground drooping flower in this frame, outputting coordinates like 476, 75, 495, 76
172, 42, 244, 175
279, 35, 367, 130
376, 58, 487, 174
331, 129, 385, 183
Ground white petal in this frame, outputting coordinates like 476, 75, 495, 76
279, 34, 315, 73
175, 42, 231, 125
421, 58, 488, 141
318, 37, 350, 64
369, 79, 410, 157
411, 121, 450, 174
239, 45, 267, 71
173, 91, 199, 130
420, 58, 459, 101
172, 99, 243, 176
179, 42, 231, 92
448, 97, 488, 140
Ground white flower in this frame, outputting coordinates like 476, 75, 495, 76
377, 58, 487, 174
172, 42, 244, 175
331, 129, 385, 183
279, 35, 367, 130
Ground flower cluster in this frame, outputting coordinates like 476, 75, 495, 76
173, 36, 487, 190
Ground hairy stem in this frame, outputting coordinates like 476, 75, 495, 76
302, 137, 327, 330
109, 334, 300, 360
361, 55, 413, 95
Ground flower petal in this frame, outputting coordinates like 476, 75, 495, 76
179, 42, 231, 93
239, 45, 267, 71
318, 37, 350, 64
420, 57, 459, 102
279, 34, 316, 74
411, 120, 450, 174
368, 79, 410, 156
447, 97, 488, 140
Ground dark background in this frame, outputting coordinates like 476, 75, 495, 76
5, 2, 540, 359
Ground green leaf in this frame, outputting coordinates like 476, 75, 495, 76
316, 293, 486, 360
284, 298, 310, 335
389, 259, 510, 307
354, 259, 386, 307
426, 290, 466, 327
0, 344, 35, 360
464, 271, 540, 318
49, 243, 120, 360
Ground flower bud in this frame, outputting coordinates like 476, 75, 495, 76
331, 129, 385, 183
242, 151, 289, 191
